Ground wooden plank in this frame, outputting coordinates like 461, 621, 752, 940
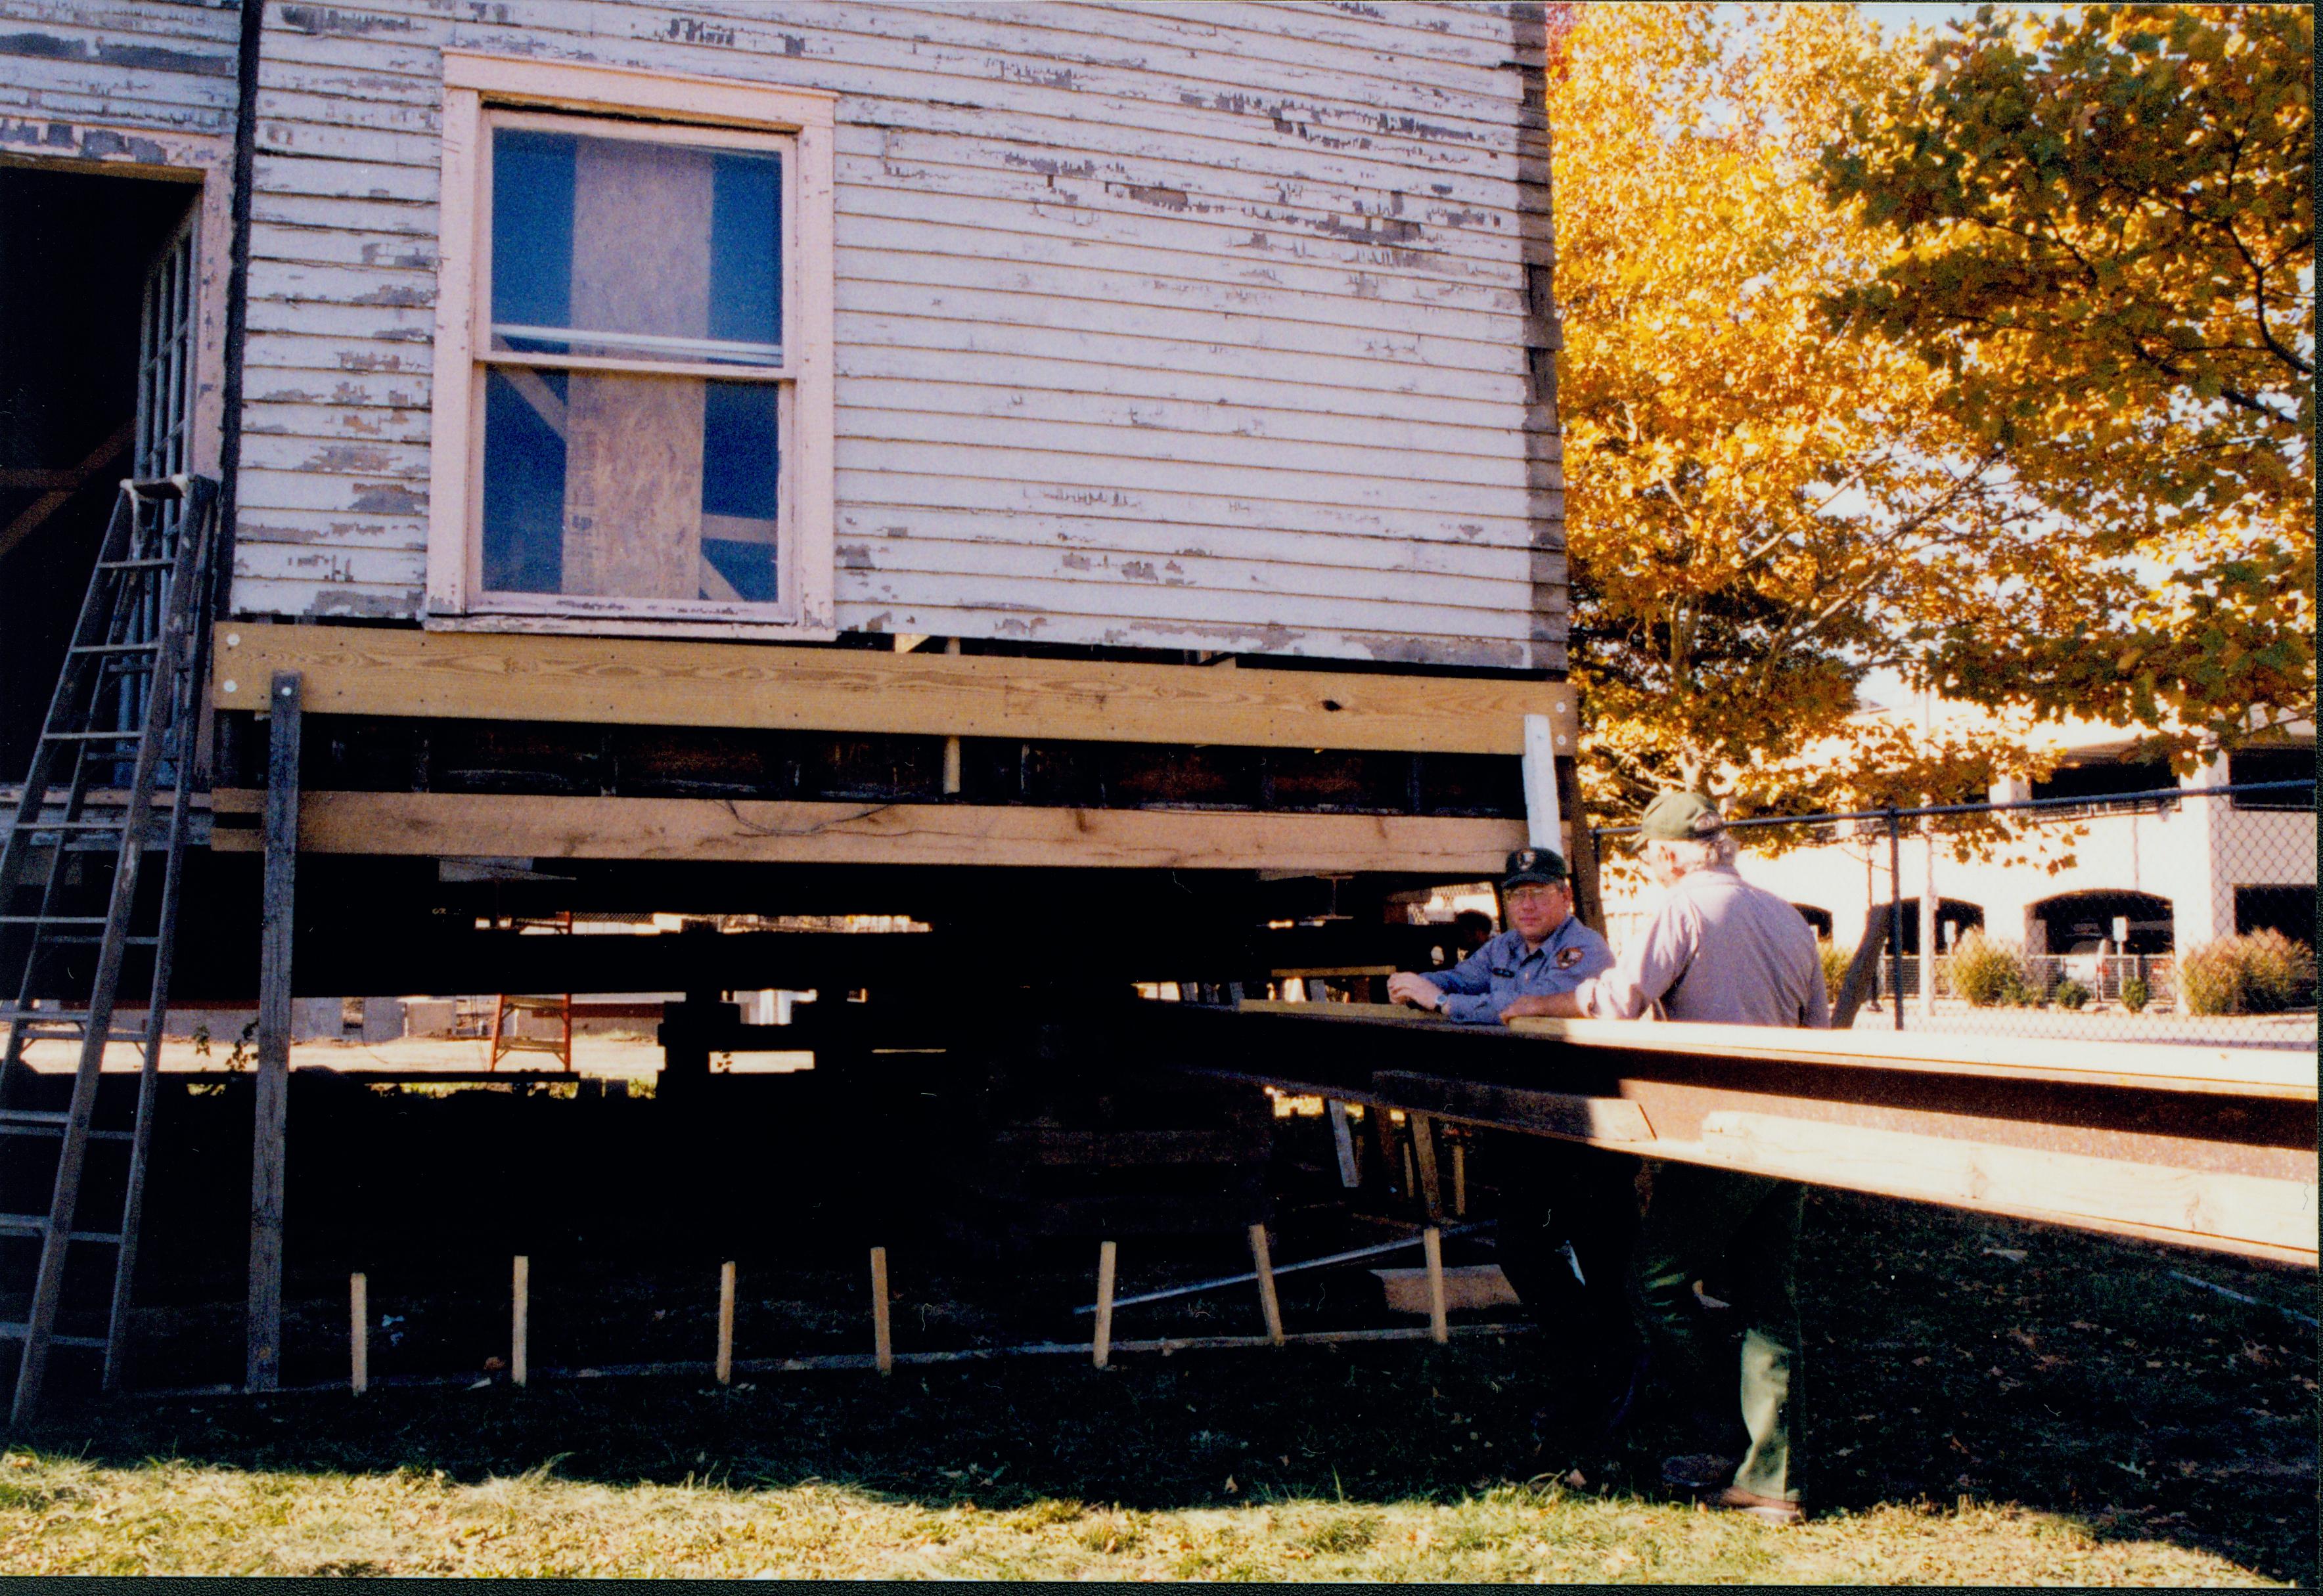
205, 788, 1528, 872
350, 1273, 367, 1395
1239, 1000, 2321, 1103
212, 621, 1573, 751
716, 1260, 735, 1385
1421, 1226, 1449, 1343
1408, 1113, 1446, 1220
511, 1254, 530, 1386
1248, 1223, 1284, 1346
245, 671, 300, 1393
1091, 1239, 1117, 1369
1691, 1113, 2318, 1262
869, 1245, 892, 1374
1373, 1073, 1659, 1144
1327, 1100, 1360, 1188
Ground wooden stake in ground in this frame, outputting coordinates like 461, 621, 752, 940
511, 1254, 529, 1386
1092, 1239, 1117, 1368
349, 1272, 368, 1396
1247, 1224, 1285, 1345
716, 1260, 736, 1385
869, 1247, 893, 1375
1410, 1113, 1443, 1220
1422, 1226, 1449, 1344
1325, 1099, 1360, 1187
1452, 1140, 1467, 1217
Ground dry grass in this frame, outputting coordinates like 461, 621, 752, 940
0, 1449, 2278, 1582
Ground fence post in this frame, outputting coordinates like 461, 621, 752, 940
1886, 808, 1905, 1032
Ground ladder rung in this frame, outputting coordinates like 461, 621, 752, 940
0, 1214, 122, 1243
68, 641, 162, 654
95, 559, 173, 571
0, 1325, 108, 1348
0, 915, 107, 925
41, 730, 145, 742
41, 935, 159, 946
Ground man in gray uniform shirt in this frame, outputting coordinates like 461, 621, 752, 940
1502, 790, 1826, 1525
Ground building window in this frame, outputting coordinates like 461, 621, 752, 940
2228, 747, 2315, 810
427, 55, 835, 637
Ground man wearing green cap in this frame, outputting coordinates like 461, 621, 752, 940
1502, 791, 1827, 1525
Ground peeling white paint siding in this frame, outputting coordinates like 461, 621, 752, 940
55, 0, 1568, 667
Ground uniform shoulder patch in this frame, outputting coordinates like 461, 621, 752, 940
1556, 946, 1586, 969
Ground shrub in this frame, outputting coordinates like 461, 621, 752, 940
2242, 930, 2317, 1013
1818, 940, 1851, 1006
2052, 978, 2090, 1011
1949, 931, 2025, 1008
2120, 975, 2150, 1013
2182, 933, 2320, 1015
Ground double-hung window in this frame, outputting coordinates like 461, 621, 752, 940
428, 55, 835, 636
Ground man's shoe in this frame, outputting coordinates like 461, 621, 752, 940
1702, 1484, 1805, 1526
1659, 1452, 1737, 1491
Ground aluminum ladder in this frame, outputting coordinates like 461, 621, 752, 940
0, 474, 219, 1422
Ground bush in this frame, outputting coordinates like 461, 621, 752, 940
2243, 930, 2317, 1013
1949, 931, 2025, 1008
2182, 933, 2320, 1015
1818, 940, 1851, 1007
2052, 978, 2090, 1011
2120, 975, 2150, 1013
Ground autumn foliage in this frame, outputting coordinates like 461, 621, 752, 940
1546, 3, 2312, 820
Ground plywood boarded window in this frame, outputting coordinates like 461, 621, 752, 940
429, 56, 835, 637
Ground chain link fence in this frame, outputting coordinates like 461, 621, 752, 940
1593, 780, 2316, 1050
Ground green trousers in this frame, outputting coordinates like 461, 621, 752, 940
1627, 1163, 1805, 1502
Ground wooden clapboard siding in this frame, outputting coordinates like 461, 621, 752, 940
232, 0, 1564, 666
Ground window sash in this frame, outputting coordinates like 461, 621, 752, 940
476, 108, 796, 382
465, 105, 798, 621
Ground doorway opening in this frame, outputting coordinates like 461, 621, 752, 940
0, 161, 202, 781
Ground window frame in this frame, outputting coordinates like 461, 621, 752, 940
426, 53, 836, 639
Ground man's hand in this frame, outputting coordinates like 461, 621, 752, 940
1500, 992, 1585, 1022
1386, 972, 1447, 1012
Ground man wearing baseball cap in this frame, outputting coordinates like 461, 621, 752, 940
1386, 849, 1633, 1437
1502, 790, 1828, 1525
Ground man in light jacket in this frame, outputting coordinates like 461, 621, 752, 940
1502, 789, 1827, 1525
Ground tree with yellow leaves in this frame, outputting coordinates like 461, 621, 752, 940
1820, 3, 2313, 753
1546, 3, 2311, 824
1551, 3, 2044, 818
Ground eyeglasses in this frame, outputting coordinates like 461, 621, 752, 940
1505, 885, 1566, 906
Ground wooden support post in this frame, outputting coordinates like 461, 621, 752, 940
869, 1247, 893, 1374
1410, 1113, 1443, 1220
1422, 1226, 1449, 1344
940, 638, 962, 794
1452, 1141, 1467, 1218
1092, 1239, 1117, 1369
716, 1260, 736, 1385
1370, 1104, 1399, 1197
510, 1254, 529, 1387
1521, 712, 1564, 852
1325, 1099, 1359, 1188
246, 670, 300, 1392
349, 1273, 367, 1396
1247, 1223, 1285, 1346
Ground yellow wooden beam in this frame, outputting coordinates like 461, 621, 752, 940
209, 789, 1527, 872
210, 621, 1573, 753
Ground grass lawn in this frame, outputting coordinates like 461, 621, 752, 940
5, 1189, 2313, 1581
